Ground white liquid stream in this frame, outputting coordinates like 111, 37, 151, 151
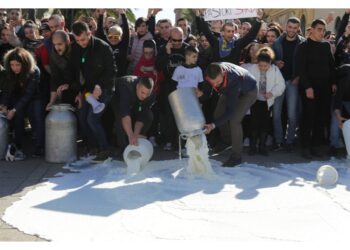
185, 133, 215, 177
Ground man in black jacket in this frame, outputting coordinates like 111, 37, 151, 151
70, 21, 117, 161
295, 19, 336, 159
112, 76, 155, 153
155, 27, 188, 151
46, 30, 76, 110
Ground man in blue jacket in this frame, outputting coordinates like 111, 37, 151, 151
199, 62, 257, 167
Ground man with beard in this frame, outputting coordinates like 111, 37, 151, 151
271, 17, 306, 152
70, 21, 116, 161
46, 30, 77, 110
156, 27, 188, 151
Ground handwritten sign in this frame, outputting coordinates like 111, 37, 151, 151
204, 9, 257, 21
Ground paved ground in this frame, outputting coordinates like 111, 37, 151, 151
0, 136, 345, 241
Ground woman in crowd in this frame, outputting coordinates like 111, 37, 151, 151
247, 47, 285, 156
2, 47, 45, 160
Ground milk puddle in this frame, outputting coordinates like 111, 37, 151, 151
185, 133, 215, 178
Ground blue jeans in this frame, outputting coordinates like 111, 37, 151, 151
330, 100, 350, 148
77, 92, 111, 150
273, 80, 301, 145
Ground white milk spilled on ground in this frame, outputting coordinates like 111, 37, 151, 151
126, 151, 142, 175
185, 133, 215, 177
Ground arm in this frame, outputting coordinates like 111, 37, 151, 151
155, 45, 169, 72
198, 16, 218, 49
95, 14, 108, 42
198, 81, 213, 102
147, 15, 156, 37
270, 66, 286, 98
214, 84, 240, 127
8, 28, 23, 47
295, 42, 311, 90
97, 45, 117, 92
336, 12, 350, 43
328, 43, 336, 86
233, 19, 262, 51
14, 69, 40, 112
119, 13, 130, 50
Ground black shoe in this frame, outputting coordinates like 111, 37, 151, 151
248, 146, 257, 156
271, 143, 284, 152
222, 155, 242, 167
32, 147, 44, 158
301, 148, 312, 159
328, 146, 338, 157
209, 143, 231, 156
93, 150, 111, 162
285, 143, 295, 153
258, 147, 269, 156
310, 148, 323, 158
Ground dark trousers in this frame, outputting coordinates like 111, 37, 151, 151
76, 92, 111, 150
111, 95, 153, 151
214, 88, 257, 158
250, 100, 270, 148
300, 85, 331, 149
12, 99, 45, 150
159, 82, 177, 145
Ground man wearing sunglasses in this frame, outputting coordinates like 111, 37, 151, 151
198, 62, 257, 167
156, 27, 189, 151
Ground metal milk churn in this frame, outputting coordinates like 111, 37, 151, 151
168, 87, 206, 138
0, 113, 8, 160
45, 104, 77, 163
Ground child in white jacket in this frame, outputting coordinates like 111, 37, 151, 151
247, 47, 285, 156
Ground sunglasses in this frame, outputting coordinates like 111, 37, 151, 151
171, 38, 182, 43
108, 34, 121, 40
0, 13, 6, 17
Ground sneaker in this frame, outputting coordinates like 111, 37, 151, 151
258, 147, 269, 156
310, 148, 323, 158
88, 148, 99, 157
15, 149, 26, 161
248, 147, 257, 156
92, 150, 111, 162
149, 136, 158, 147
271, 143, 284, 152
243, 138, 250, 147
222, 155, 242, 167
32, 147, 44, 158
209, 143, 231, 156
285, 143, 295, 153
163, 142, 173, 151
180, 148, 188, 158
301, 148, 312, 159
5, 144, 17, 162
328, 146, 338, 157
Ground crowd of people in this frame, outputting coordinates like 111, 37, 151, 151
0, 8, 350, 167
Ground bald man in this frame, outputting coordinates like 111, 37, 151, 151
156, 27, 189, 151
